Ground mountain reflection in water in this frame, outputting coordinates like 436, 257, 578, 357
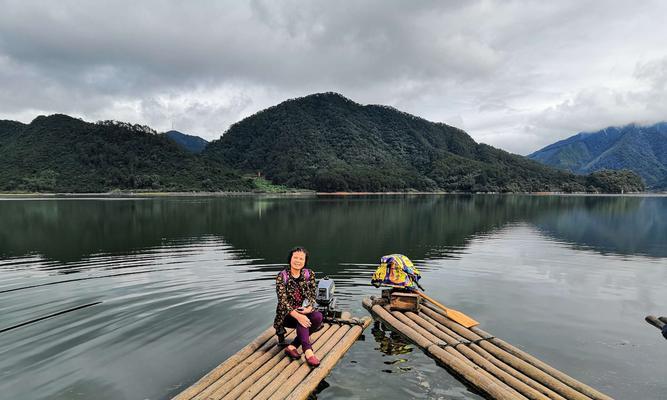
1, 195, 665, 265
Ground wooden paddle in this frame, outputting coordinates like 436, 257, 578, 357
415, 290, 479, 328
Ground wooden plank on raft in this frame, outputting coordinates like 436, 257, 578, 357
390, 292, 420, 311
363, 296, 614, 400
173, 315, 371, 400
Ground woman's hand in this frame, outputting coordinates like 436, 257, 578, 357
299, 305, 314, 314
295, 312, 311, 328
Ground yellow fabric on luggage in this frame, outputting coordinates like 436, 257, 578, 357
371, 254, 421, 290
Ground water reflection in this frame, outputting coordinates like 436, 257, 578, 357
531, 196, 667, 257
371, 321, 414, 357
2, 195, 665, 267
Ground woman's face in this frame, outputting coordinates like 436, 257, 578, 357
290, 251, 306, 270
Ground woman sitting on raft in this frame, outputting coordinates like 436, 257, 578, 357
274, 247, 323, 367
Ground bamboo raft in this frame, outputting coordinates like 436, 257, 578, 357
363, 297, 614, 400
173, 312, 371, 400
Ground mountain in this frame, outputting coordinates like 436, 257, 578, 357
528, 122, 667, 189
0, 96, 646, 193
0, 115, 251, 192
204, 92, 643, 193
163, 130, 208, 153
0, 120, 26, 143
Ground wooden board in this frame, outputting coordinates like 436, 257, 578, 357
390, 292, 420, 311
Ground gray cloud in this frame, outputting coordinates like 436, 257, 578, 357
525, 57, 667, 150
0, 0, 666, 154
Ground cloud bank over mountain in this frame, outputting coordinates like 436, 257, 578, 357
1, 0, 666, 154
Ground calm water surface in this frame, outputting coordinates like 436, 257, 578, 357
0, 195, 665, 399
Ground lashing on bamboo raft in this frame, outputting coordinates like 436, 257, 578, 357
365, 253, 614, 400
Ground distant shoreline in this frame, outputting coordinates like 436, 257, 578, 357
0, 191, 665, 199
0, 191, 315, 198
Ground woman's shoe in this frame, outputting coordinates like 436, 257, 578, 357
284, 346, 300, 360
306, 355, 320, 367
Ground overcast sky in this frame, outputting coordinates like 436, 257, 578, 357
1, 1, 666, 154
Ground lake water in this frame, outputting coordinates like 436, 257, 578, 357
0, 195, 665, 400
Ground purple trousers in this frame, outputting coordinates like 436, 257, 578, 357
283, 311, 323, 351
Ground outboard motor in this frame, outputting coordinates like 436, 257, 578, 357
277, 276, 343, 345
315, 277, 341, 319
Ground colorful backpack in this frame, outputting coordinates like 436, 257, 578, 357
371, 254, 422, 290
280, 268, 311, 284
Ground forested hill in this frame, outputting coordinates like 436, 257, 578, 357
204, 92, 644, 193
528, 122, 667, 189
0, 114, 251, 192
163, 130, 208, 153
0, 120, 26, 142
0, 96, 647, 193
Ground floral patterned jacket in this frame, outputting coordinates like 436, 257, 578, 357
273, 268, 316, 331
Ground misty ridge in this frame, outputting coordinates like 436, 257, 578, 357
529, 122, 667, 190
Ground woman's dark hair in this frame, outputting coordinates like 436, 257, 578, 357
287, 246, 309, 267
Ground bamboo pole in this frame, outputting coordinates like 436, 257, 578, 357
362, 298, 519, 400
645, 315, 665, 329
387, 308, 525, 398
422, 306, 582, 399
257, 316, 367, 400
208, 327, 300, 400
388, 309, 528, 400
223, 324, 334, 400
420, 306, 596, 400
283, 317, 372, 400
173, 326, 278, 400
422, 303, 594, 400
467, 340, 566, 400
418, 310, 467, 341
267, 324, 353, 400
470, 325, 614, 400
189, 330, 289, 400
405, 311, 549, 400
192, 330, 297, 400
248, 325, 347, 400
244, 324, 345, 400
417, 312, 565, 400
422, 301, 611, 400
253, 316, 367, 400
416, 310, 566, 400
235, 324, 335, 400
